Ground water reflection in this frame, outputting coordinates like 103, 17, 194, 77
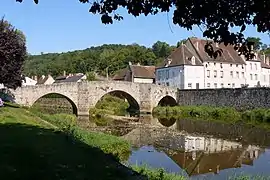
125, 117, 270, 179
158, 117, 176, 127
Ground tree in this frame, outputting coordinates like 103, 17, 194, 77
17, 0, 270, 59
152, 41, 172, 58
246, 37, 263, 50
176, 39, 187, 47
0, 18, 27, 89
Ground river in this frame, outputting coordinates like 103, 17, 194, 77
103, 115, 270, 179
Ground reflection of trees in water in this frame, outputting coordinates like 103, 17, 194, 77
158, 117, 176, 127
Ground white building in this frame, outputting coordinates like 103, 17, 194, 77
22, 76, 37, 86
156, 37, 270, 89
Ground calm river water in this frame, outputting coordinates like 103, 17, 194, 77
120, 115, 270, 179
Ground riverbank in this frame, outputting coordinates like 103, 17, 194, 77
153, 105, 270, 128
1, 105, 269, 179
0, 105, 188, 179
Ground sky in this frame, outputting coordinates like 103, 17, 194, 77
1, 0, 270, 55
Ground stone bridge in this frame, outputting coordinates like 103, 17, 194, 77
12, 81, 178, 116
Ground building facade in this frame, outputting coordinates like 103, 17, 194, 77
156, 37, 270, 89
113, 62, 155, 84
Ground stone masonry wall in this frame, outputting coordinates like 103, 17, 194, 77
178, 87, 270, 110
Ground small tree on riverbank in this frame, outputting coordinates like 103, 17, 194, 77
0, 18, 27, 89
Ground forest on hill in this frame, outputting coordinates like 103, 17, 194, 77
23, 37, 270, 78
23, 41, 184, 78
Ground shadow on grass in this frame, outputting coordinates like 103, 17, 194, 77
0, 123, 146, 180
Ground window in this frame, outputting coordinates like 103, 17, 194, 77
255, 74, 258, 80
191, 56, 196, 65
214, 70, 217, 78
242, 72, 245, 78
242, 65, 244, 69
250, 74, 253, 80
172, 71, 175, 78
205, 64, 208, 68
207, 70, 210, 78
255, 64, 257, 70
236, 64, 239, 67
220, 71, 224, 78
166, 70, 169, 79
221, 83, 224, 88
264, 75, 266, 82
236, 71, 239, 78
250, 63, 252, 70
230, 71, 233, 78
214, 83, 217, 88
230, 64, 232, 67
220, 63, 223, 68
188, 83, 192, 88
214, 62, 216, 66
166, 82, 169, 86
232, 83, 235, 88
207, 83, 210, 88
158, 71, 162, 80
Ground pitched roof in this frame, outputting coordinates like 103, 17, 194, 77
36, 76, 49, 84
54, 74, 85, 83
130, 65, 155, 79
258, 54, 270, 69
112, 68, 128, 80
186, 37, 246, 64
161, 44, 203, 67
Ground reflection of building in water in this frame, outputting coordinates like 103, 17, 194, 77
168, 134, 264, 176
179, 135, 242, 153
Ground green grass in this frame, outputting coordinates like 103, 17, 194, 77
95, 94, 129, 116
132, 165, 186, 180
153, 106, 270, 127
0, 106, 142, 180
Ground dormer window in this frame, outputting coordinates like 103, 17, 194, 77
165, 58, 172, 67
191, 56, 196, 65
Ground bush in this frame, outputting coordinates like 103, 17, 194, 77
95, 94, 129, 116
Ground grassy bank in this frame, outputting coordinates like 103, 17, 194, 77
0, 106, 139, 179
153, 105, 270, 125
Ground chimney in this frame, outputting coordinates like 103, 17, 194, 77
196, 41, 199, 50
63, 70, 66, 76
215, 42, 219, 48
262, 54, 266, 64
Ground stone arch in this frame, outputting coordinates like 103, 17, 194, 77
95, 90, 140, 115
32, 93, 78, 116
157, 95, 177, 107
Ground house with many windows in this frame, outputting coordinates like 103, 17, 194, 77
155, 37, 270, 89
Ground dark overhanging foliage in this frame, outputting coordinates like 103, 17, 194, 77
16, 0, 270, 59
0, 18, 27, 89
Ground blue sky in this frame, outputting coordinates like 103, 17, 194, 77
1, 0, 270, 55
